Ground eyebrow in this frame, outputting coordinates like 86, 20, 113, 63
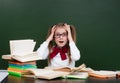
55, 32, 67, 34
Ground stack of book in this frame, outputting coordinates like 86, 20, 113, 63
2, 39, 42, 77
7, 61, 37, 76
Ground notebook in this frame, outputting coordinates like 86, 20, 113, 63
0, 70, 8, 83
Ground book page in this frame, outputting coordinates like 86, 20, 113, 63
12, 52, 42, 62
45, 63, 86, 72
23, 69, 70, 79
45, 66, 73, 72
71, 63, 86, 72
64, 72, 88, 79
89, 70, 117, 78
2, 54, 13, 60
80, 67, 94, 72
10, 39, 36, 56
90, 70, 117, 76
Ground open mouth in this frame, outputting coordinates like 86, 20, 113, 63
59, 41, 64, 43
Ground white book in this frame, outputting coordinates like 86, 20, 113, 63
12, 52, 42, 62
10, 39, 36, 56
2, 52, 42, 62
2, 39, 42, 62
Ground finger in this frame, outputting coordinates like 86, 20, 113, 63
51, 25, 56, 30
64, 23, 68, 27
51, 25, 56, 33
52, 25, 56, 29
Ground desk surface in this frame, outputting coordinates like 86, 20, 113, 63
2, 75, 120, 83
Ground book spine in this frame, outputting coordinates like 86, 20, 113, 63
8, 71, 21, 77
9, 64, 37, 69
8, 68, 24, 73
7, 62, 37, 77
9, 61, 36, 65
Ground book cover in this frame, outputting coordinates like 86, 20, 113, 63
9, 61, 36, 65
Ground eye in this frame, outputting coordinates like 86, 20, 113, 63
55, 34, 60, 36
62, 33, 66, 36
54, 34, 60, 38
54, 32, 67, 38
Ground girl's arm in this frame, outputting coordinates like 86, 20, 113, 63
37, 41, 49, 59
46, 25, 56, 43
64, 24, 80, 61
69, 41, 80, 61
37, 26, 56, 59
64, 24, 73, 42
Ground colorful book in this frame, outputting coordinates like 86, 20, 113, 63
7, 60, 37, 77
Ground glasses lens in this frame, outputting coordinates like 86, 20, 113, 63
55, 33, 67, 38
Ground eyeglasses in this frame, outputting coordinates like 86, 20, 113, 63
54, 33, 67, 38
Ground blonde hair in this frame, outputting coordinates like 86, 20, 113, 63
46, 23, 77, 63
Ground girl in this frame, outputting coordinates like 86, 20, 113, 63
37, 23, 80, 67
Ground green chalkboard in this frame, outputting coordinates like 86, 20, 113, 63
0, 0, 120, 70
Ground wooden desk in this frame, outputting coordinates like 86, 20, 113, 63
2, 75, 120, 83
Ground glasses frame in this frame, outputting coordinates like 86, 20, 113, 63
54, 32, 68, 38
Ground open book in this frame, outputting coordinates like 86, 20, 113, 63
12, 52, 41, 62
2, 39, 42, 62
79, 66, 117, 79
22, 64, 87, 80
2, 52, 42, 62
45, 63, 86, 73
89, 70, 117, 78
22, 69, 70, 80
10, 39, 36, 56
61, 72, 89, 79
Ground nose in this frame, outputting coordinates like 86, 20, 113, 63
59, 35, 63, 38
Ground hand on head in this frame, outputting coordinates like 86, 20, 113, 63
46, 25, 56, 42
51, 25, 56, 35
64, 23, 71, 33
64, 23, 73, 42
46, 23, 73, 42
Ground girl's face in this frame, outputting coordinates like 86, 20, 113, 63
54, 27, 68, 48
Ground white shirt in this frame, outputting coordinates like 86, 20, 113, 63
37, 41, 80, 67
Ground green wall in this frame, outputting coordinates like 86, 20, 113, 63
0, 0, 120, 70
